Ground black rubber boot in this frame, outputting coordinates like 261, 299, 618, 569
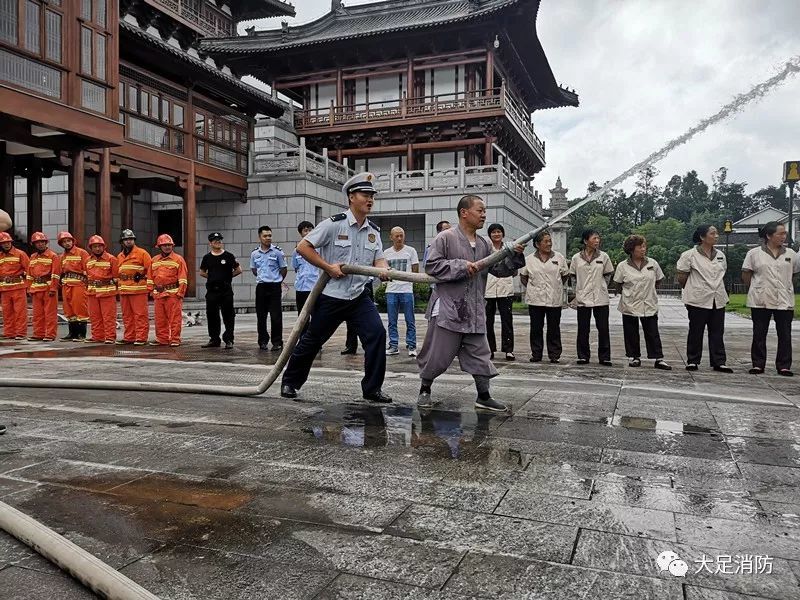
61, 322, 75, 341
74, 322, 87, 341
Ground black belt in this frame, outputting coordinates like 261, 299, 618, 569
62, 272, 87, 282
88, 279, 114, 287
155, 282, 180, 292
0, 276, 23, 284
32, 276, 51, 284
119, 273, 145, 282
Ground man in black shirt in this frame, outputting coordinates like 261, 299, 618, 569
200, 232, 242, 349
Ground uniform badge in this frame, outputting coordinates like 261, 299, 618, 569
367, 174, 373, 182
368, 233, 376, 243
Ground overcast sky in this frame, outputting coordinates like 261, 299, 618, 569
244, 0, 800, 203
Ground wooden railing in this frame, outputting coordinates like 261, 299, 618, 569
153, 0, 234, 37
294, 84, 546, 163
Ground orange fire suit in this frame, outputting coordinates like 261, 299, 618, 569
27, 248, 61, 340
59, 246, 90, 325
86, 251, 119, 343
148, 251, 188, 345
117, 245, 152, 344
0, 246, 30, 339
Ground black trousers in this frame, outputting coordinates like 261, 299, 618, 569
344, 282, 374, 351
751, 308, 793, 371
529, 305, 562, 361
206, 289, 235, 344
686, 304, 726, 367
296, 290, 312, 336
576, 305, 610, 362
283, 292, 386, 395
622, 314, 663, 360
256, 282, 283, 347
485, 296, 514, 353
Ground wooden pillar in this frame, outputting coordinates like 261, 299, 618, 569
484, 141, 493, 166
182, 161, 196, 298
486, 48, 495, 91
0, 143, 14, 224
407, 57, 414, 100
68, 150, 85, 245
26, 158, 43, 236
406, 144, 414, 170
97, 148, 111, 244
336, 68, 343, 107
120, 179, 133, 230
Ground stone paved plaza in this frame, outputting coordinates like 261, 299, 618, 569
0, 298, 799, 599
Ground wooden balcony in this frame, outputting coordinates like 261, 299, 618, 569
149, 0, 234, 37
293, 85, 546, 165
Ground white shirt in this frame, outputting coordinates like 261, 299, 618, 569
742, 245, 800, 310
383, 245, 419, 294
569, 250, 614, 307
485, 245, 514, 298
520, 251, 567, 307
676, 246, 729, 309
613, 258, 664, 317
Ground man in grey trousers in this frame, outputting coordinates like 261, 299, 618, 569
416, 194, 525, 412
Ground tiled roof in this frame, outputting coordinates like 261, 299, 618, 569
235, 0, 295, 21
201, 0, 522, 53
120, 21, 285, 117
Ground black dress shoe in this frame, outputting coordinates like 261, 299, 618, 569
713, 365, 734, 373
748, 367, 765, 375
341, 347, 357, 355
201, 341, 221, 348
600, 360, 613, 367
778, 369, 794, 377
259, 343, 269, 351
576, 359, 589, 365
280, 385, 297, 399
363, 390, 392, 403
224, 341, 234, 349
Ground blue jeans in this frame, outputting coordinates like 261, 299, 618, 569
386, 292, 416, 349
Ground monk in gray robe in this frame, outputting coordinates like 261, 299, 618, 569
417, 194, 525, 412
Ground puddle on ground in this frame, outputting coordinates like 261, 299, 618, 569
611, 416, 719, 435
302, 403, 509, 460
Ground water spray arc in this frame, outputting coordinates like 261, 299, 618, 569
0, 55, 798, 400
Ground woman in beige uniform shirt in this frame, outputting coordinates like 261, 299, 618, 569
569, 229, 615, 366
484, 223, 516, 361
676, 224, 733, 373
520, 231, 568, 363
613, 235, 671, 370
741, 222, 800, 376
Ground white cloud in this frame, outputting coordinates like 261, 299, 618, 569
246, 0, 800, 203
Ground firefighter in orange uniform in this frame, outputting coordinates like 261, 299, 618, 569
148, 234, 188, 346
85, 235, 119, 344
57, 231, 90, 341
27, 232, 61, 341
116, 229, 151, 345
0, 231, 30, 340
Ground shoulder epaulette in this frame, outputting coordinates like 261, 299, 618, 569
368, 220, 381, 232
274, 246, 283, 253
330, 213, 347, 222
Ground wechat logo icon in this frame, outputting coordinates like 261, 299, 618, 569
657, 550, 689, 577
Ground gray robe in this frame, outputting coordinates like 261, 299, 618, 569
424, 225, 524, 334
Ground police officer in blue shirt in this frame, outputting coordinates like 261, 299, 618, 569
281, 172, 392, 403
250, 225, 287, 351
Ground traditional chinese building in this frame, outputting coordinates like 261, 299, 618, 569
203, 0, 578, 251
2, 0, 293, 295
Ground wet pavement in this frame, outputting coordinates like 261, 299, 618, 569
0, 298, 799, 599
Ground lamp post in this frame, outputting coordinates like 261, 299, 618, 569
723, 219, 733, 291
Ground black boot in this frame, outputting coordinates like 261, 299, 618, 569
61, 322, 75, 341
74, 322, 87, 342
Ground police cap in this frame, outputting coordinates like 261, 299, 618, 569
208, 232, 224, 241
342, 172, 377, 197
